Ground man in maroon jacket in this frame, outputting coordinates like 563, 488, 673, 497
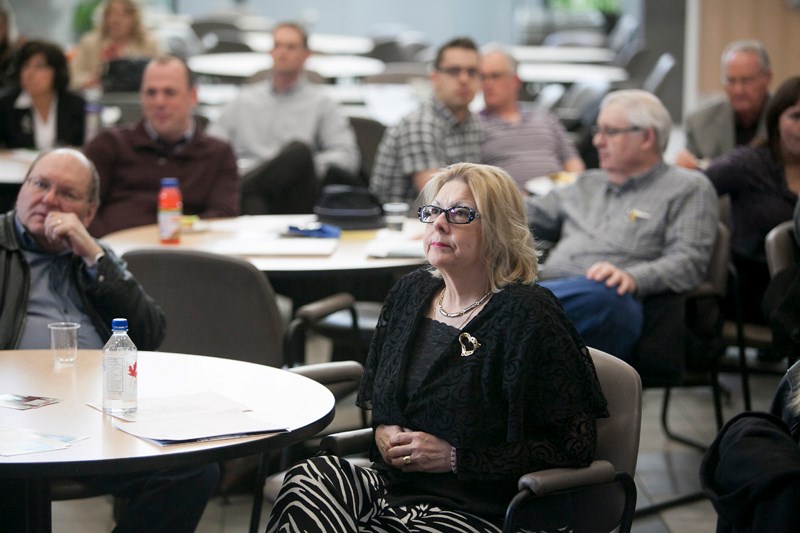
84, 54, 239, 237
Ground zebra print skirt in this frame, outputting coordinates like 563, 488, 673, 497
264, 454, 503, 533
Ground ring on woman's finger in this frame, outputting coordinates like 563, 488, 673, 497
56, 219, 62, 225
403, 455, 412, 465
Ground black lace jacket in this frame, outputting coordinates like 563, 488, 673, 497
357, 268, 609, 517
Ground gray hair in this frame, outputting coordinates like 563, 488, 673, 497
600, 89, 672, 154
720, 39, 771, 80
480, 43, 519, 74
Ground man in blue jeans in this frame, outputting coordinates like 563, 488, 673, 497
526, 90, 719, 362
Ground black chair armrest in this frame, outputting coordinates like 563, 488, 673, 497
517, 460, 616, 496
320, 428, 373, 457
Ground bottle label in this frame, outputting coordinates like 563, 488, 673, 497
158, 208, 181, 243
104, 355, 124, 397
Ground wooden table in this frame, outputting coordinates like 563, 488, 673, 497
0, 349, 335, 531
103, 214, 426, 308
102, 214, 426, 277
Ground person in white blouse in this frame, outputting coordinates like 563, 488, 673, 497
0, 40, 86, 150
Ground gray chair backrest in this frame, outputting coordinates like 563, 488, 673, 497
766, 220, 800, 278
122, 249, 285, 367
589, 347, 642, 479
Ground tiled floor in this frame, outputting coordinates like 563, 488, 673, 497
52, 346, 785, 532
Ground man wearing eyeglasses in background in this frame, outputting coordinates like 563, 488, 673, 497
675, 39, 772, 170
370, 37, 483, 206
526, 90, 719, 362
479, 47, 584, 191
0, 148, 219, 532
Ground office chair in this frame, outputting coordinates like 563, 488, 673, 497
319, 347, 642, 533
122, 249, 286, 367
722, 220, 800, 409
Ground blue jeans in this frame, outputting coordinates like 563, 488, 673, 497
539, 276, 643, 362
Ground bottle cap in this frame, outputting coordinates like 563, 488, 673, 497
111, 318, 128, 330
161, 177, 179, 187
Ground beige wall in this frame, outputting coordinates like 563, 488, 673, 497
698, 0, 800, 97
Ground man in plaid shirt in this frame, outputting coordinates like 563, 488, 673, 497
370, 37, 484, 206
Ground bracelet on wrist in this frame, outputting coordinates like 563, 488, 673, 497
450, 446, 458, 474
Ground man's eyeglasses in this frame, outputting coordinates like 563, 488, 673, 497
722, 73, 765, 87
590, 126, 643, 138
437, 66, 480, 79
418, 205, 481, 224
25, 177, 85, 204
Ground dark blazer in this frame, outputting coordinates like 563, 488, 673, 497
0, 89, 86, 148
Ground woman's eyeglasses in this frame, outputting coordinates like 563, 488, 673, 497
418, 205, 480, 224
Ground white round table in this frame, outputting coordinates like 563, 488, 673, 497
188, 52, 385, 81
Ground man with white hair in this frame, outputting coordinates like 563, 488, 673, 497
675, 39, 772, 170
527, 90, 719, 361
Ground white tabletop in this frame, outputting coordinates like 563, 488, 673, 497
517, 62, 628, 84
188, 52, 385, 81
102, 214, 427, 275
0, 350, 335, 476
0, 150, 37, 185
508, 45, 615, 64
244, 33, 375, 55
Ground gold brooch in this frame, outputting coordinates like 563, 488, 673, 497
458, 332, 480, 357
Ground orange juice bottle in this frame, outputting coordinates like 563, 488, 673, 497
158, 177, 183, 244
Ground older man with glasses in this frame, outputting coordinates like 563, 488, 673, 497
370, 36, 484, 206
675, 39, 772, 170
526, 90, 719, 362
0, 148, 220, 532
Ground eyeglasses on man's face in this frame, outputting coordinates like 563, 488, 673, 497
437, 66, 480, 79
25, 176, 86, 204
418, 205, 481, 224
722, 72, 766, 88
590, 125, 643, 138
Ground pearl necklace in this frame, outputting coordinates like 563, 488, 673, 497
437, 287, 493, 318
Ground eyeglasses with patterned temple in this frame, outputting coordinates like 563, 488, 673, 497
590, 125, 644, 138
25, 177, 86, 204
437, 66, 480, 79
418, 205, 481, 224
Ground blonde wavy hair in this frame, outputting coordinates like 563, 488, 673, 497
99, 0, 147, 45
419, 163, 539, 291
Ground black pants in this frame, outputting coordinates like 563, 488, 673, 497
241, 141, 318, 215
0, 463, 220, 533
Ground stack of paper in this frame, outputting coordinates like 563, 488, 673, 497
101, 392, 289, 446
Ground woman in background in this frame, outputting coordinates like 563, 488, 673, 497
69, 0, 159, 90
0, 40, 85, 149
705, 76, 800, 324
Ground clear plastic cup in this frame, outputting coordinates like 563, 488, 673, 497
49, 322, 80, 366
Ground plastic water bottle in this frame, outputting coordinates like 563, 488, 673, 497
102, 318, 138, 415
158, 177, 183, 244
84, 87, 103, 143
